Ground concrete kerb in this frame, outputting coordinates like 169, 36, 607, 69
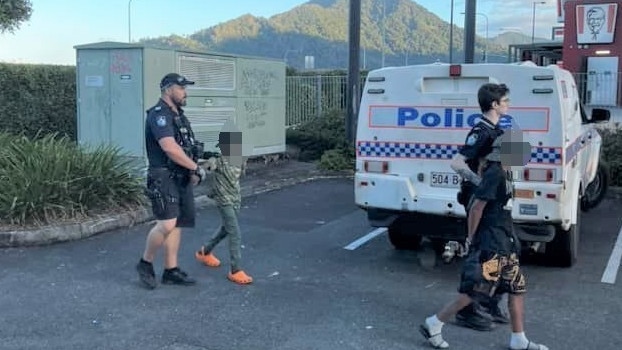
0, 173, 354, 248
1, 174, 618, 248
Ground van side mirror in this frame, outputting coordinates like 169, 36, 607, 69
590, 108, 611, 123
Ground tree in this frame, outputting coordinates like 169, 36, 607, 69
0, 0, 33, 34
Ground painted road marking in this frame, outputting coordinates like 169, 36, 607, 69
344, 228, 387, 250
601, 224, 622, 284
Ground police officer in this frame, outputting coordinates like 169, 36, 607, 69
136, 73, 207, 289
450, 83, 511, 330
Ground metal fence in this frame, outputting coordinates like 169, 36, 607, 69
285, 75, 363, 126
285, 72, 622, 127
573, 72, 622, 109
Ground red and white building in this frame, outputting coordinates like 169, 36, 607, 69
510, 0, 621, 106
560, 1, 620, 73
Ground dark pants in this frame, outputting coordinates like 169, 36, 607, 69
458, 189, 503, 319
203, 205, 242, 272
146, 168, 195, 228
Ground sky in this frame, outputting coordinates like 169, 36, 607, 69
0, 0, 560, 65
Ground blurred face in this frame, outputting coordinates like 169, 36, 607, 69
219, 132, 242, 156
494, 95, 510, 116
218, 131, 244, 167
166, 84, 188, 106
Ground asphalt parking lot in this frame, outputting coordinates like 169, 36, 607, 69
1, 177, 621, 350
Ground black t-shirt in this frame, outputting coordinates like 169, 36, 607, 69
471, 162, 517, 254
458, 118, 503, 174
145, 99, 180, 168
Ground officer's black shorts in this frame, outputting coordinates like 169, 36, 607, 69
146, 168, 195, 228
458, 250, 527, 302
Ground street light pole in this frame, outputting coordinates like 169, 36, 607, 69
481, 13, 488, 62
449, 0, 454, 63
461, 12, 488, 62
128, 0, 134, 42
381, 0, 386, 67
346, 0, 361, 145
464, 0, 476, 63
532, 1, 546, 44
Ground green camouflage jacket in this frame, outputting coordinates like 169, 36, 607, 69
204, 156, 242, 209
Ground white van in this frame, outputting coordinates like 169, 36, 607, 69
354, 61, 610, 267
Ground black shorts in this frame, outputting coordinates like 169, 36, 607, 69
146, 168, 195, 228
458, 250, 527, 302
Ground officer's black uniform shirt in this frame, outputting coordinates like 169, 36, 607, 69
458, 117, 504, 174
471, 162, 516, 254
145, 99, 182, 168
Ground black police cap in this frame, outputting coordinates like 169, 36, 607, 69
160, 73, 195, 89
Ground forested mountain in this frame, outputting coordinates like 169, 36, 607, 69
139, 0, 541, 70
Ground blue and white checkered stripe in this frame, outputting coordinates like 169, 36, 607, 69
357, 141, 562, 164
531, 147, 562, 164
357, 141, 460, 160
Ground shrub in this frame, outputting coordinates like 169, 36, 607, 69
318, 146, 355, 172
286, 108, 349, 161
285, 108, 357, 172
0, 63, 77, 140
599, 127, 622, 187
0, 132, 145, 227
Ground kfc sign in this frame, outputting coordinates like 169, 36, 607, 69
576, 3, 618, 44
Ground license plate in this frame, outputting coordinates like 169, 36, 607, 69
430, 172, 461, 188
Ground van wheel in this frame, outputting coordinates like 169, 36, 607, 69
581, 161, 609, 212
546, 197, 581, 267
387, 216, 423, 250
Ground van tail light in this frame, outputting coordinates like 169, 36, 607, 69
449, 64, 462, 77
364, 160, 389, 173
523, 168, 555, 182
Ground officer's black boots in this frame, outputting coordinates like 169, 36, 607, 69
161, 267, 197, 285
137, 259, 196, 288
136, 259, 157, 290
455, 302, 495, 331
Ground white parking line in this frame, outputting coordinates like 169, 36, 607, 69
601, 225, 622, 284
344, 227, 387, 250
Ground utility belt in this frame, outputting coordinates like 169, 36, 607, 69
160, 143, 198, 185
148, 165, 188, 187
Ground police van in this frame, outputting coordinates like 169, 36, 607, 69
354, 61, 611, 267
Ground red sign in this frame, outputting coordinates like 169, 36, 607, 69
552, 26, 564, 41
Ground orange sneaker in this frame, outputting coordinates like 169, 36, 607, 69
195, 247, 221, 267
227, 270, 253, 285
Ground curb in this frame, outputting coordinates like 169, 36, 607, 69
0, 173, 353, 248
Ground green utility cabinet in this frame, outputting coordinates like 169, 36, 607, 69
73, 41, 286, 167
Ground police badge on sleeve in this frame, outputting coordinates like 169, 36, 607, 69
156, 116, 167, 127
465, 133, 479, 146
